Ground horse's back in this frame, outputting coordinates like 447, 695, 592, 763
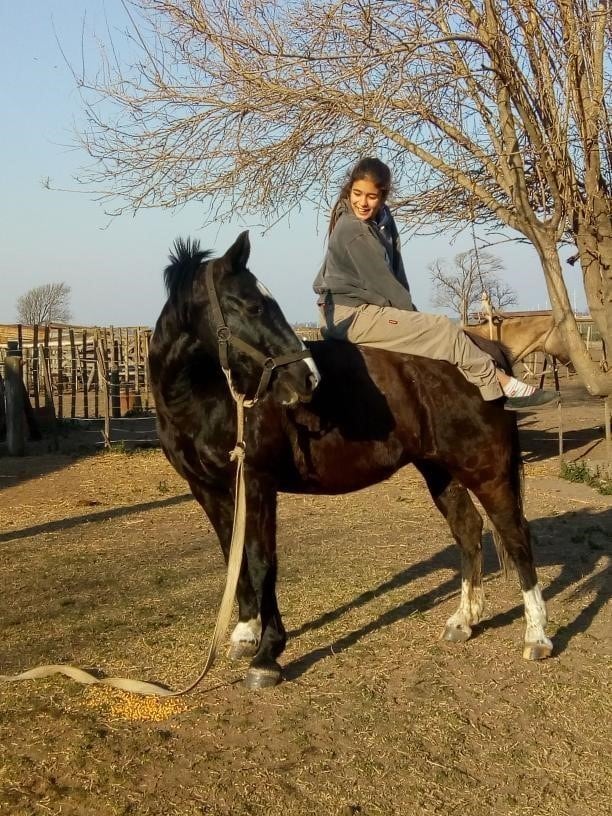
279, 339, 515, 495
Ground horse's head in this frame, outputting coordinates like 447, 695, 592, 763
164, 232, 320, 406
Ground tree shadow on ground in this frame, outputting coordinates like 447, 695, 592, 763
0, 493, 193, 544
283, 506, 611, 680
518, 424, 605, 463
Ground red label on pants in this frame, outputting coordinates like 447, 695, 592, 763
388, 319, 398, 324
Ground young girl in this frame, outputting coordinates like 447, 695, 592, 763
313, 157, 558, 411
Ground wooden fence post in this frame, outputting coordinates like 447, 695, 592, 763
38, 344, 59, 450
5, 342, 25, 456
0, 372, 6, 440
32, 324, 40, 410
96, 343, 111, 447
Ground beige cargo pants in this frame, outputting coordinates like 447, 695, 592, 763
320, 302, 503, 401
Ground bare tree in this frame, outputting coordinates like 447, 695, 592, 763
16, 283, 72, 325
73, 0, 612, 393
430, 251, 517, 325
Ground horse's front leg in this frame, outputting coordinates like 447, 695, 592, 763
243, 475, 285, 689
187, 479, 261, 660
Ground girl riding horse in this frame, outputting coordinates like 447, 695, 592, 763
313, 157, 558, 412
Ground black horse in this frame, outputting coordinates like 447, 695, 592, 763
149, 232, 552, 689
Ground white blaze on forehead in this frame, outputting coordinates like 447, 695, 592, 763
254, 276, 321, 388
256, 278, 274, 299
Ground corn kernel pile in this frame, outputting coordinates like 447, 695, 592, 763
83, 687, 190, 721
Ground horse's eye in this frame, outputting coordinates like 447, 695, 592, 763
246, 303, 265, 317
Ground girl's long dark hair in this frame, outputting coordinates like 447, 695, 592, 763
327, 157, 392, 236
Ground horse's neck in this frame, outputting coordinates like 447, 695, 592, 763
501, 318, 552, 362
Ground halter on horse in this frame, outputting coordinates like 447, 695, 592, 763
149, 232, 552, 689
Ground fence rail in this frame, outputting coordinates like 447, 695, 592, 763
0, 323, 153, 420
0, 324, 159, 452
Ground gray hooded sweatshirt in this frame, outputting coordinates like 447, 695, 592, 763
313, 200, 415, 311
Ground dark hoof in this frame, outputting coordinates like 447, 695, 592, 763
227, 641, 259, 660
523, 641, 553, 660
244, 665, 282, 689
442, 625, 472, 643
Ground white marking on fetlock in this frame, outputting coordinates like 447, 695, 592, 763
522, 584, 552, 649
444, 578, 485, 636
467, 585, 485, 625
231, 617, 262, 647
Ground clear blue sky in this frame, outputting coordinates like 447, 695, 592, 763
0, 1, 586, 328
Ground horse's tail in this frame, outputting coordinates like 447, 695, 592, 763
491, 415, 525, 578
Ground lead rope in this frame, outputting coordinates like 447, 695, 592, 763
0, 390, 252, 698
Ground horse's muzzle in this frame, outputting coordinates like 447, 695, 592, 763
273, 355, 320, 406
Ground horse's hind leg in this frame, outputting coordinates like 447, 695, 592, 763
415, 461, 485, 643
188, 480, 261, 660
474, 480, 552, 660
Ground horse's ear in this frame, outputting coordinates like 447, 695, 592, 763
223, 231, 251, 271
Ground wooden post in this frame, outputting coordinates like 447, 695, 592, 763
0, 372, 6, 440
22, 345, 30, 396
538, 356, 549, 390
552, 356, 560, 392
122, 328, 129, 384
39, 344, 59, 449
69, 329, 77, 418
110, 365, 121, 418
5, 342, 25, 456
143, 330, 150, 408
110, 337, 120, 417
93, 332, 100, 418
32, 324, 40, 410
135, 328, 142, 393
81, 329, 89, 419
43, 324, 51, 412
604, 397, 611, 445
96, 342, 111, 447
57, 327, 63, 419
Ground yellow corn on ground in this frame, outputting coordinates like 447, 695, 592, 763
83, 687, 190, 721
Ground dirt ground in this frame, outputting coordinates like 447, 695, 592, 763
0, 380, 610, 816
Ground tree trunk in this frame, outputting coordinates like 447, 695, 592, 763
537, 238, 612, 396
576, 203, 612, 369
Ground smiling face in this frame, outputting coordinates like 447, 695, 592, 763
349, 176, 384, 222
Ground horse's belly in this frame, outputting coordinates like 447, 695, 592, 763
280, 438, 409, 495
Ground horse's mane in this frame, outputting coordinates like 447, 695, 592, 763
163, 238, 213, 312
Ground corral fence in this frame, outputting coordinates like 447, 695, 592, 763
0, 323, 158, 451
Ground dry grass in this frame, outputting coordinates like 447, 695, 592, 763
0, 442, 610, 816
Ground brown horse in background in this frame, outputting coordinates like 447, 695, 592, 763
466, 314, 570, 365
149, 233, 553, 689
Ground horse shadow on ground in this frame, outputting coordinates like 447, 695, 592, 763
283, 506, 611, 680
